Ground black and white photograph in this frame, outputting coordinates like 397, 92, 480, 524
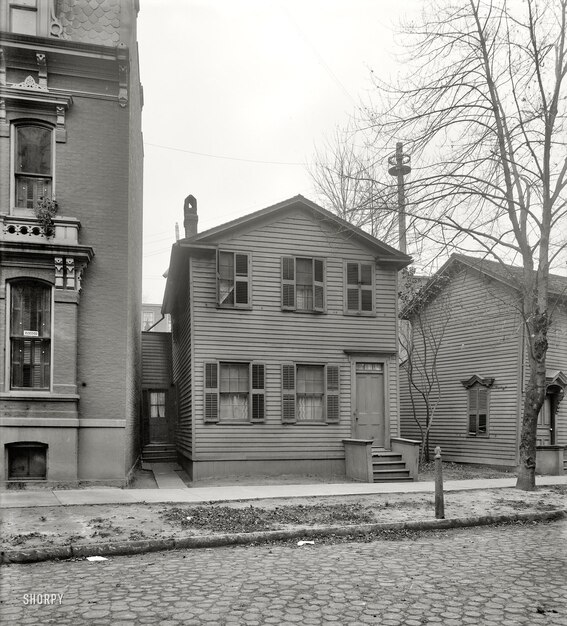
1, 0, 566, 624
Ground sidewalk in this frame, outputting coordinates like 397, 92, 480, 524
2, 474, 567, 509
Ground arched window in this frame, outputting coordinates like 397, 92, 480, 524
14, 124, 53, 209
10, 280, 52, 390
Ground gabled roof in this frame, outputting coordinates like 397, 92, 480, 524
179, 195, 412, 262
402, 253, 567, 318
163, 195, 412, 312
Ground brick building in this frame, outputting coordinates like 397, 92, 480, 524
0, 0, 143, 485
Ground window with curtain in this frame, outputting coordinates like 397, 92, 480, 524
10, 280, 51, 390
15, 124, 53, 209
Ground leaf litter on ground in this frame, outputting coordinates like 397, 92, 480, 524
159, 502, 376, 534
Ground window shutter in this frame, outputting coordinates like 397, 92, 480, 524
251, 363, 265, 422
346, 262, 360, 311
313, 258, 325, 312
281, 364, 296, 423
360, 264, 373, 312
234, 253, 250, 306
204, 362, 219, 423
468, 387, 478, 435
326, 365, 340, 423
477, 388, 488, 434
281, 257, 295, 310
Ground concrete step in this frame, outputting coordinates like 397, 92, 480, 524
373, 469, 411, 480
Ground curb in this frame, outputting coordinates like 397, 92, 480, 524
2, 509, 565, 564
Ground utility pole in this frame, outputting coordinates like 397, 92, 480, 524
388, 142, 411, 254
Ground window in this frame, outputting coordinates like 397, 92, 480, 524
150, 391, 166, 418
142, 311, 154, 331
14, 124, 53, 210
204, 362, 265, 423
7, 442, 47, 480
345, 262, 374, 314
281, 257, 325, 312
218, 251, 250, 308
468, 385, 489, 436
10, 280, 51, 390
281, 364, 339, 423
9, 0, 38, 35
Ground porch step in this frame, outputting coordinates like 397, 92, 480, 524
371, 448, 412, 482
141, 443, 177, 465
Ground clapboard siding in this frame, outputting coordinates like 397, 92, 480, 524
171, 259, 193, 458
141, 332, 172, 387
185, 208, 401, 460
400, 268, 523, 465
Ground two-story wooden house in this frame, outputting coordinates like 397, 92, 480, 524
399, 254, 567, 474
162, 195, 414, 481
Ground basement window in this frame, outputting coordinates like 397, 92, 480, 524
7, 442, 47, 480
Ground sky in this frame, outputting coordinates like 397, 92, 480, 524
138, 0, 421, 303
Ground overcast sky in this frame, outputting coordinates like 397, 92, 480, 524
138, 0, 420, 303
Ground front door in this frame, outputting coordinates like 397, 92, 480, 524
354, 363, 385, 445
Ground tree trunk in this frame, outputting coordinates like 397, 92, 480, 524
516, 310, 549, 491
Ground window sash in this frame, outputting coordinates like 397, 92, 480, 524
346, 262, 374, 313
218, 251, 250, 307
282, 364, 339, 424
468, 386, 489, 436
149, 391, 166, 418
281, 257, 325, 312
14, 125, 53, 208
10, 281, 51, 390
204, 361, 265, 423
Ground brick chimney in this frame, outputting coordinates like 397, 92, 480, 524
183, 194, 198, 238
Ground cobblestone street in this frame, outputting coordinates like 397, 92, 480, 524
1, 520, 566, 625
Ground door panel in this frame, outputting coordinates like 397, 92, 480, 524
355, 368, 385, 444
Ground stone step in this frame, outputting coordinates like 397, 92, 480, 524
373, 469, 411, 480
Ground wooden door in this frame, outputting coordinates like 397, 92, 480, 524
354, 363, 385, 445
148, 390, 170, 442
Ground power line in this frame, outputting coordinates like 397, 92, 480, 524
144, 142, 305, 166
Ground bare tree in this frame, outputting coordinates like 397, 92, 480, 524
399, 268, 451, 463
309, 127, 400, 244
312, 0, 567, 490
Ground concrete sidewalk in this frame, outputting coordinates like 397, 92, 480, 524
2, 475, 566, 509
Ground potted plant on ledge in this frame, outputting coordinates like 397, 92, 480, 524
35, 196, 59, 238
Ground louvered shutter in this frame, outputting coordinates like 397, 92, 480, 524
346, 263, 359, 311
204, 362, 219, 423
234, 253, 250, 306
468, 387, 478, 434
281, 257, 295, 310
251, 363, 265, 422
326, 365, 340, 423
360, 264, 373, 312
477, 388, 488, 434
282, 364, 296, 422
313, 258, 325, 312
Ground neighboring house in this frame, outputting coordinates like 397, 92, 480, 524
0, 1, 143, 485
400, 254, 567, 473
142, 303, 171, 332
161, 194, 414, 481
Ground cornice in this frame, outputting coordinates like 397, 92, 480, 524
0, 31, 124, 61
